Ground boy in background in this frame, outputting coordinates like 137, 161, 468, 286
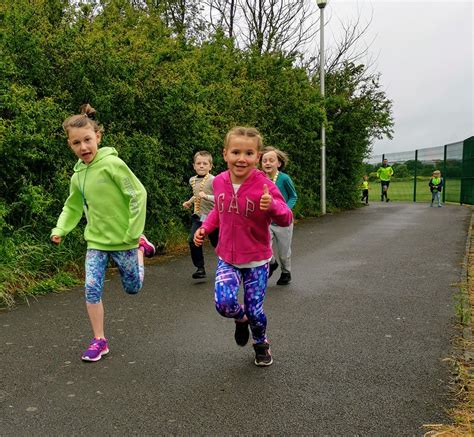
183, 151, 218, 279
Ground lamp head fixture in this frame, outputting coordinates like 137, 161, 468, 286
317, 0, 328, 9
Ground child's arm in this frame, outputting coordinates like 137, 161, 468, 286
50, 178, 83, 242
194, 205, 219, 246
266, 183, 293, 227
112, 159, 147, 245
183, 196, 195, 209
284, 176, 298, 209
199, 192, 215, 202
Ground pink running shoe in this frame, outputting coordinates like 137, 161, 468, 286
81, 338, 109, 362
139, 234, 156, 258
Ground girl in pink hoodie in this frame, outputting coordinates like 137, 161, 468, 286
194, 127, 293, 366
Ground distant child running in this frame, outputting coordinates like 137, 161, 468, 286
429, 170, 444, 207
194, 127, 293, 366
182, 151, 218, 279
261, 146, 297, 285
51, 104, 156, 362
360, 175, 369, 205
377, 159, 394, 202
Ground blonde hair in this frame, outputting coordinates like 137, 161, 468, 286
193, 150, 213, 165
63, 104, 104, 136
224, 126, 263, 151
261, 146, 289, 170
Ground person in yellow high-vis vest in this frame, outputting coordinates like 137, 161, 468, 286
376, 159, 394, 202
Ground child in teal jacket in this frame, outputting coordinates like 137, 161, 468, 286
261, 146, 297, 285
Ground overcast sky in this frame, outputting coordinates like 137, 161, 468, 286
323, 0, 473, 157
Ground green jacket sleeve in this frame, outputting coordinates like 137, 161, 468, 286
51, 176, 84, 238
283, 176, 298, 209
112, 160, 147, 245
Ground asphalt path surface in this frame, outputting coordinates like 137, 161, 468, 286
0, 203, 471, 436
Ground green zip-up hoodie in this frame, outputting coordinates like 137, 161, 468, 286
51, 147, 147, 251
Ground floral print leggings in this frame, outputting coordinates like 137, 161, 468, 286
214, 258, 269, 344
85, 249, 144, 304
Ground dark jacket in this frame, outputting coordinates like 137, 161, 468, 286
429, 177, 443, 192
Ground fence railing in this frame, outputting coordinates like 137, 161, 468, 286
366, 136, 473, 204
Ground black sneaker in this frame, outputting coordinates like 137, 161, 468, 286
268, 260, 279, 278
234, 320, 250, 346
386, 198, 390, 203
253, 342, 273, 366
192, 267, 206, 279
276, 272, 291, 285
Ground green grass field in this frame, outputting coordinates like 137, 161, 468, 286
367, 178, 461, 203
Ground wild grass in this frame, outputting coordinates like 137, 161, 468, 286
0, 220, 189, 309
0, 228, 85, 308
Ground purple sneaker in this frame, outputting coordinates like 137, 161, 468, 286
139, 234, 156, 258
81, 338, 109, 362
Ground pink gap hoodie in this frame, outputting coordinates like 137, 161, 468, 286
201, 168, 293, 265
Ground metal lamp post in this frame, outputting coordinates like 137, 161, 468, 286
317, 0, 327, 215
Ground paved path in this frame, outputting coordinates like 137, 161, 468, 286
0, 203, 471, 436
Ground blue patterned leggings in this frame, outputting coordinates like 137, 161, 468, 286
85, 249, 144, 304
214, 259, 269, 344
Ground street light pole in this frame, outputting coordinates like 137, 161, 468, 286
317, 0, 327, 215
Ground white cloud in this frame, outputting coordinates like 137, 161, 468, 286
325, 0, 473, 156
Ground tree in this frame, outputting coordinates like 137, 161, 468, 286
206, 0, 238, 39
207, 0, 319, 55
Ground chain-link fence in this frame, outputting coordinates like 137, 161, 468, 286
365, 136, 473, 204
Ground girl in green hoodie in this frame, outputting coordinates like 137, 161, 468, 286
51, 104, 155, 362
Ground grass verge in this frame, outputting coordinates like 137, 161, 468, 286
423, 211, 474, 436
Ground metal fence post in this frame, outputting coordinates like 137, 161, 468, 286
442, 145, 447, 203
413, 150, 418, 202
381, 154, 385, 200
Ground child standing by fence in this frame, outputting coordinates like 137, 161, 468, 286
193, 127, 293, 366
51, 104, 155, 362
261, 146, 297, 285
429, 170, 444, 207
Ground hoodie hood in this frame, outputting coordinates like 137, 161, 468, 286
73, 147, 118, 173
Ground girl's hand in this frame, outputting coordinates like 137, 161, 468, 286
193, 228, 206, 247
51, 235, 62, 245
183, 201, 191, 209
259, 184, 272, 211
198, 191, 207, 199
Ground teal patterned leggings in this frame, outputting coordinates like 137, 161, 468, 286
85, 249, 144, 304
